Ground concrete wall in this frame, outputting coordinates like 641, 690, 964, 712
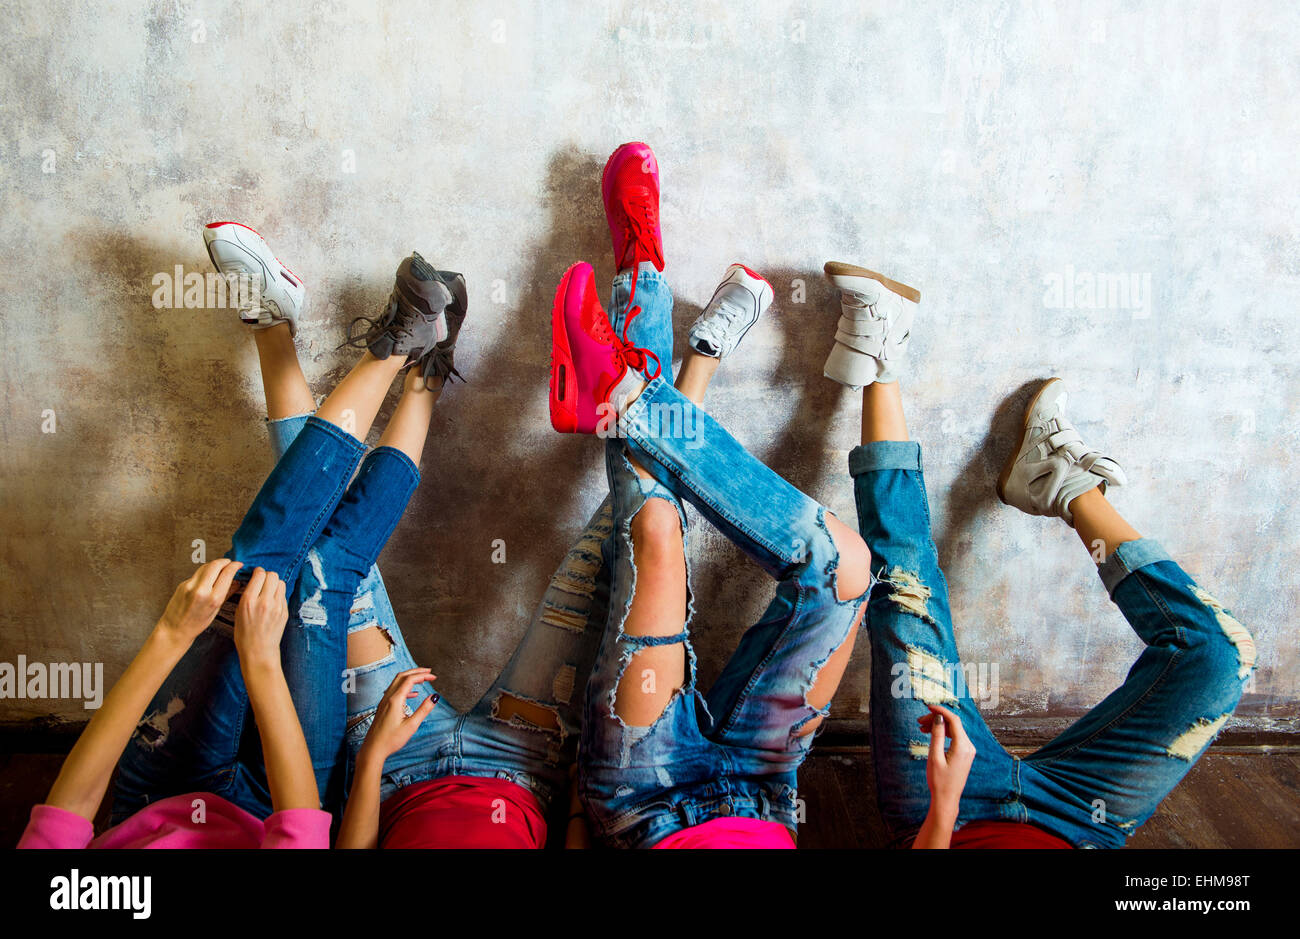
1, 0, 1295, 729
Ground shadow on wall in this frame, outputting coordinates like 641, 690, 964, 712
9, 156, 1082, 726
935, 378, 1044, 577
17, 148, 622, 716
663, 265, 856, 696
4, 229, 266, 679
371, 145, 616, 707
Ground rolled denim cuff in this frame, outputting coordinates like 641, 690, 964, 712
1097, 537, 1172, 597
848, 440, 923, 475
610, 261, 666, 290
365, 444, 422, 487
266, 412, 314, 461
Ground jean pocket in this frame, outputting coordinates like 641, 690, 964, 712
345, 709, 377, 751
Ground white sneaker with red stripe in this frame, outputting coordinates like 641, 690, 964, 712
688, 263, 774, 358
202, 221, 305, 336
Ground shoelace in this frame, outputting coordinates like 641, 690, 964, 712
618, 192, 660, 270
608, 192, 663, 380
693, 292, 749, 348
342, 292, 416, 352
613, 188, 665, 374
420, 346, 465, 386
590, 303, 661, 381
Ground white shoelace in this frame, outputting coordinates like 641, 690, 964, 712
694, 293, 752, 349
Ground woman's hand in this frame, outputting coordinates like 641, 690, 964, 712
233, 567, 289, 670
339, 668, 437, 849
911, 704, 976, 849
156, 559, 244, 647
920, 704, 976, 815
359, 668, 438, 763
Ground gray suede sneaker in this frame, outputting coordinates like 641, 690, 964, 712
346, 253, 451, 365
997, 378, 1127, 526
416, 269, 468, 385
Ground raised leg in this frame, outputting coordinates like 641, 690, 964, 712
851, 381, 1017, 845
1017, 489, 1255, 845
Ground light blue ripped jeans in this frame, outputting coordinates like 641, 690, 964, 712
268, 415, 611, 818
577, 269, 872, 850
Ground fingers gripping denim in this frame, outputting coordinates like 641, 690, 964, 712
112, 417, 376, 821
851, 441, 1253, 848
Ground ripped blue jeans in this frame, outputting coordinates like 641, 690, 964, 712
578, 270, 871, 849
341, 500, 611, 816
112, 417, 419, 823
252, 412, 608, 819
854, 441, 1255, 848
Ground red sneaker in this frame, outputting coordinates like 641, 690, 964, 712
601, 142, 666, 370
602, 141, 664, 275
550, 262, 658, 434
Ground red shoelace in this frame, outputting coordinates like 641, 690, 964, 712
589, 304, 661, 381
614, 191, 663, 380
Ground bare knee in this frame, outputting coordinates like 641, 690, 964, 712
632, 498, 683, 558
825, 513, 872, 601
346, 625, 393, 670
616, 498, 689, 726
794, 606, 864, 738
614, 644, 686, 727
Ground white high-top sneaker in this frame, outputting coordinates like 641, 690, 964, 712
997, 378, 1127, 526
688, 263, 774, 358
202, 221, 305, 335
822, 261, 920, 388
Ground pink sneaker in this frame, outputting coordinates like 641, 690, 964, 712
550, 262, 657, 434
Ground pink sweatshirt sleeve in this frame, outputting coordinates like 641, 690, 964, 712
17, 804, 95, 849
259, 808, 332, 849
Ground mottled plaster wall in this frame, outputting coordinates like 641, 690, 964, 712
1, 0, 1296, 729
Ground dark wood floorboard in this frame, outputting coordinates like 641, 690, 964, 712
794, 748, 1300, 849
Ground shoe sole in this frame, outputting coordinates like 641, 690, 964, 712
823, 261, 920, 304
204, 221, 303, 285
549, 262, 587, 433
996, 377, 1064, 506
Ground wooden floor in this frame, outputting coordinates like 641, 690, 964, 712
2, 747, 1296, 848
796, 746, 1300, 848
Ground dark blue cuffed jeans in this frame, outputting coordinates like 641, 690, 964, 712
111, 417, 419, 823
